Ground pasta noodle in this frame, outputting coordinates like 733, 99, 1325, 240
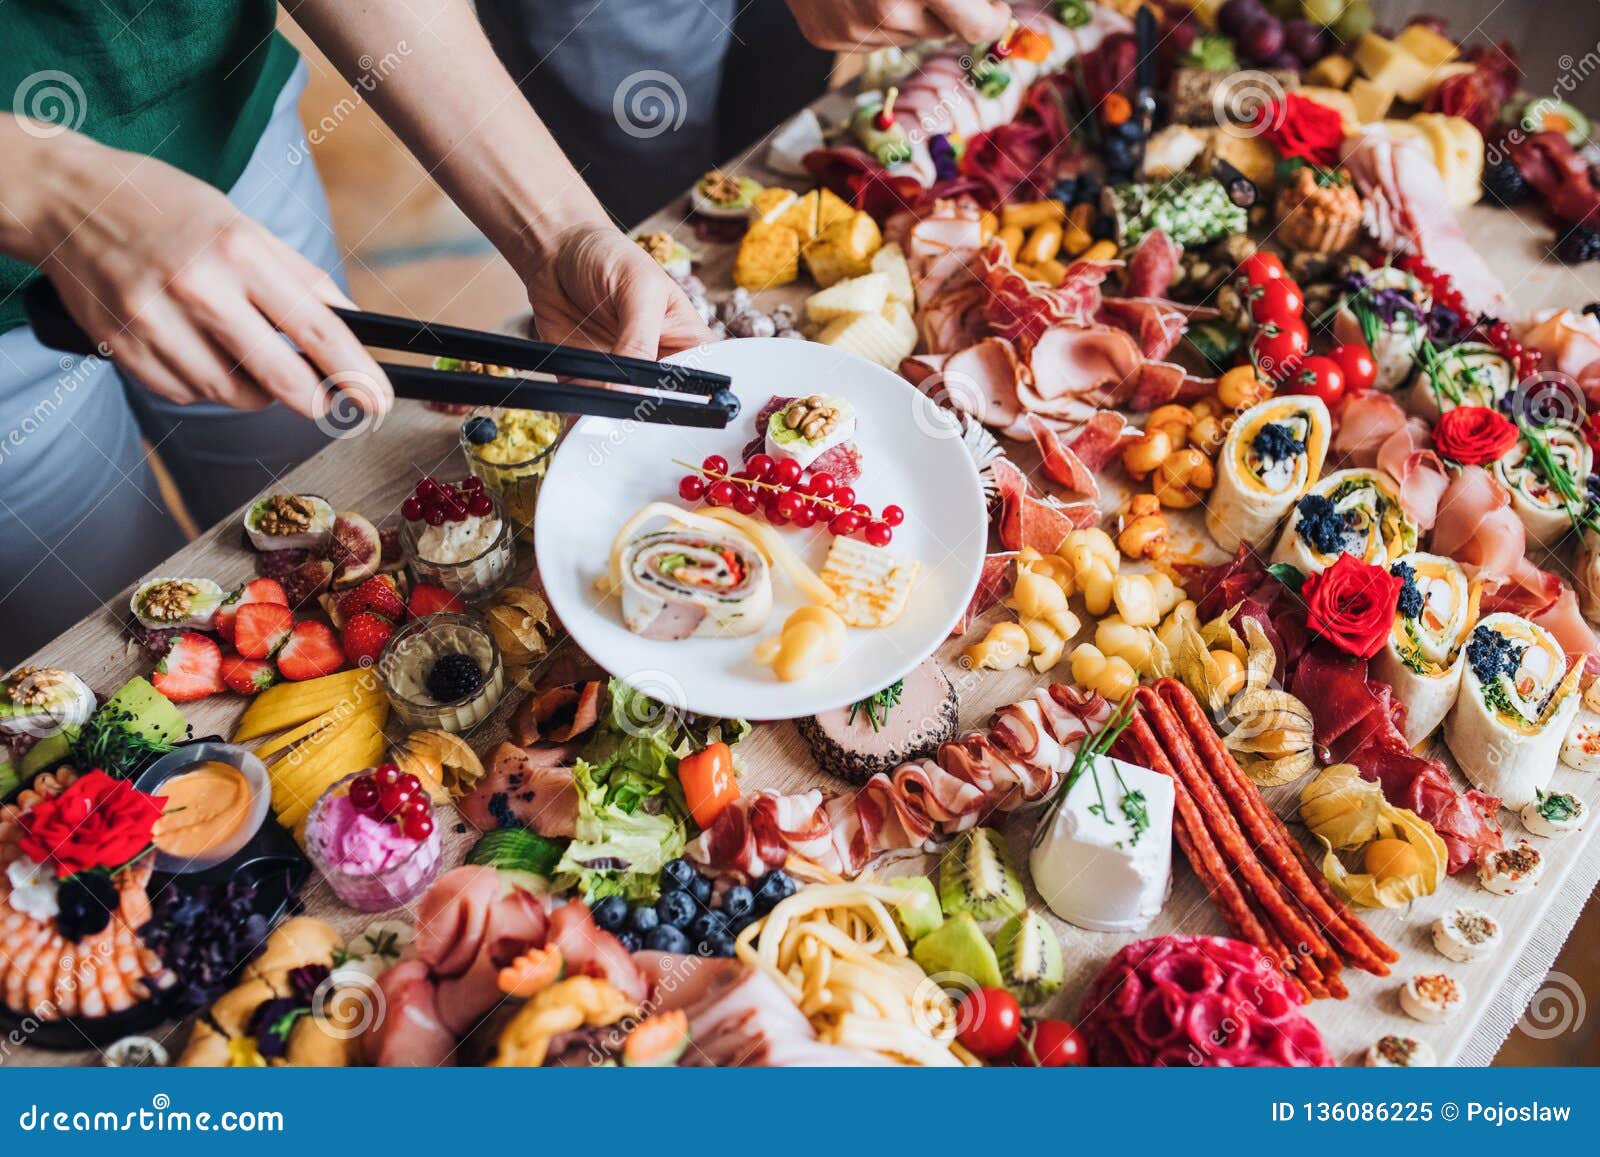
733, 880, 976, 1067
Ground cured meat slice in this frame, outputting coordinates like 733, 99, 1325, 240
931, 336, 1025, 428
1026, 323, 1142, 405
460, 741, 581, 836
952, 551, 1018, 636
1123, 228, 1182, 298
992, 458, 1098, 552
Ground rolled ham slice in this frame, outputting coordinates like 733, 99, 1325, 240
620, 526, 772, 640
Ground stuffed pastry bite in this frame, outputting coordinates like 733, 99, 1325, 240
1444, 614, 1583, 810
1206, 394, 1331, 554
1371, 553, 1478, 746
1406, 341, 1516, 422
1270, 468, 1417, 575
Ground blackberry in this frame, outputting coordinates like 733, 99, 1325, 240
425, 651, 484, 701
1481, 157, 1530, 207
1554, 225, 1600, 265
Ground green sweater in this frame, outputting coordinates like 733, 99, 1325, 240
0, 1, 298, 334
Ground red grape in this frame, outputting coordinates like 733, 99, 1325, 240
706, 480, 736, 506
864, 522, 893, 547
678, 475, 706, 501
773, 459, 802, 486
881, 504, 904, 526
701, 454, 728, 475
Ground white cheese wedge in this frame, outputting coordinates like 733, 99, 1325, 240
1521, 790, 1586, 838
869, 242, 915, 306
1431, 907, 1501, 962
1478, 840, 1545, 896
1365, 1035, 1436, 1067
805, 273, 890, 324
1029, 755, 1174, 933
1559, 709, 1600, 771
766, 109, 826, 177
1399, 973, 1464, 1025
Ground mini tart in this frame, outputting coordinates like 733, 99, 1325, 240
1431, 907, 1501, 962
1521, 790, 1586, 838
1399, 973, 1464, 1025
1478, 840, 1546, 896
689, 170, 763, 219
1365, 1034, 1435, 1067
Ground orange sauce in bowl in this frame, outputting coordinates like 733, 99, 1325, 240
152, 762, 253, 859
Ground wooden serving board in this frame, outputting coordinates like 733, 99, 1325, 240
8, 89, 1600, 1068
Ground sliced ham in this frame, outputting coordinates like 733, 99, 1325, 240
543, 900, 648, 1004
952, 551, 1018, 636
1026, 323, 1142, 405
1123, 229, 1182, 299
1095, 296, 1190, 360
933, 336, 1025, 428
362, 961, 457, 1068
460, 741, 581, 836
1521, 308, 1600, 405
1428, 465, 1527, 583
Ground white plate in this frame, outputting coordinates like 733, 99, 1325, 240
535, 337, 988, 720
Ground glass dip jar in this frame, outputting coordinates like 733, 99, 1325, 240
399, 485, 516, 600
304, 771, 442, 911
377, 611, 506, 734
459, 406, 565, 536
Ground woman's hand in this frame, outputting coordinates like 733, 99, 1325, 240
522, 224, 714, 360
0, 118, 390, 421
783, 0, 1013, 49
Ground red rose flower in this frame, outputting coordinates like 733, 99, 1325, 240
1433, 405, 1518, 464
1253, 93, 1345, 168
18, 771, 166, 878
1300, 553, 1404, 659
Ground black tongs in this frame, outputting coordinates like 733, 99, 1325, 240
23, 277, 739, 428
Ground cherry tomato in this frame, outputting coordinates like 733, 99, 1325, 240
1249, 318, 1309, 380
1012, 1018, 1088, 1067
1328, 342, 1378, 394
1248, 277, 1305, 326
1285, 355, 1347, 409
677, 741, 739, 829
1235, 251, 1286, 287
956, 987, 1022, 1059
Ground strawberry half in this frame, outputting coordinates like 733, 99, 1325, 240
220, 654, 279, 695
339, 575, 406, 624
409, 583, 466, 617
341, 611, 395, 666
233, 602, 295, 659
276, 621, 347, 681
151, 632, 224, 702
215, 577, 289, 643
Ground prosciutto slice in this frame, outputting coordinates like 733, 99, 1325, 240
1343, 125, 1508, 316
1428, 465, 1527, 582
952, 551, 1018, 637
1123, 228, 1182, 299
992, 457, 1099, 551
689, 686, 1113, 878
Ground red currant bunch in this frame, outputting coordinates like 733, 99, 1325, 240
674, 452, 903, 547
348, 764, 436, 841
402, 475, 494, 525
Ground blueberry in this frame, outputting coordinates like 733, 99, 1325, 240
463, 415, 498, 445
1050, 176, 1079, 204
1115, 119, 1144, 141
754, 870, 797, 911
702, 933, 736, 958
627, 905, 660, 934
644, 925, 692, 954
660, 858, 698, 893
616, 930, 643, 953
688, 873, 713, 905
719, 885, 754, 919
724, 911, 757, 937
592, 896, 629, 931
656, 889, 697, 928
1077, 173, 1102, 203
688, 910, 728, 943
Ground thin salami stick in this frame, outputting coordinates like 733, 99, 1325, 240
1136, 688, 1344, 980
1156, 680, 1399, 971
1114, 712, 1286, 967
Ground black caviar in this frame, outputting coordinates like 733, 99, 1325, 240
1295, 494, 1350, 555
1391, 561, 1424, 620
1252, 422, 1305, 464
1467, 624, 1524, 684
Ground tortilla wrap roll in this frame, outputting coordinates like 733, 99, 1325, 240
1270, 467, 1418, 576
1491, 421, 1592, 548
1370, 552, 1479, 746
1206, 394, 1331, 554
620, 526, 773, 640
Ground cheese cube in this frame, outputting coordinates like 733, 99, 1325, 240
733, 223, 800, 290
1353, 34, 1432, 103
1395, 24, 1460, 69
1349, 76, 1396, 123
772, 189, 821, 240
817, 187, 856, 232
803, 211, 882, 287
1305, 53, 1356, 89
751, 186, 799, 224
1205, 131, 1277, 191
814, 309, 915, 370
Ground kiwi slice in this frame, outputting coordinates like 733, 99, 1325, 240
911, 913, 1002, 989
938, 827, 1025, 921
884, 876, 943, 942
994, 909, 1064, 1005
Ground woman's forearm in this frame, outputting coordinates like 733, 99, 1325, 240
288, 0, 611, 272
0, 116, 110, 268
